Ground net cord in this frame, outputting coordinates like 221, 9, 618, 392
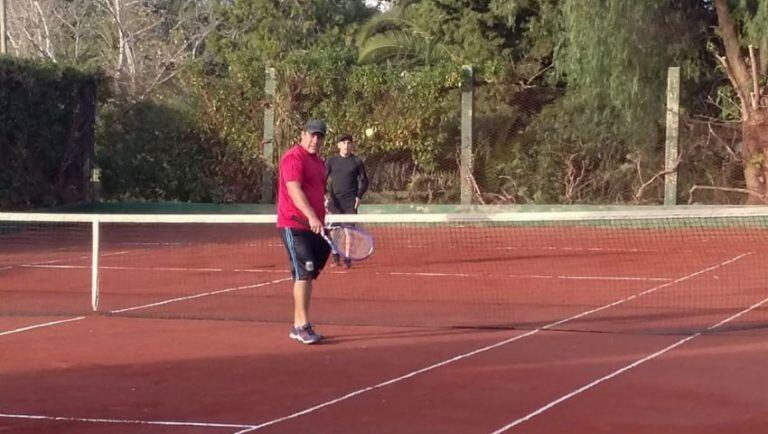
3, 207, 768, 225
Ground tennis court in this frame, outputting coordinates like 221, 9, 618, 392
2, 209, 768, 433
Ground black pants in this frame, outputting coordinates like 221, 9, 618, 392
328, 195, 356, 264
328, 195, 357, 215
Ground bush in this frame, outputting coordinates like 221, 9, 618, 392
0, 57, 98, 209
97, 101, 265, 202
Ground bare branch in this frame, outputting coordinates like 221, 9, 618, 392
51, 7, 76, 33
524, 63, 554, 86
467, 172, 486, 205
564, 153, 587, 203
132, 19, 161, 39
33, 0, 56, 61
50, 4, 82, 61
689, 113, 741, 125
634, 153, 683, 202
749, 45, 759, 110
708, 122, 738, 160
19, 25, 53, 61
688, 185, 768, 204
455, 150, 486, 205
8, 0, 216, 98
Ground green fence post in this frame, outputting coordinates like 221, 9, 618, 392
461, 65, 474, 205
664, 66, 680, 206
261, 67, 276, 203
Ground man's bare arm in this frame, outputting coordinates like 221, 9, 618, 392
286, 181, 322, 233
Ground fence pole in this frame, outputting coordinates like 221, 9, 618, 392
1, 0, 7, 55
261, 67, 276, 203
460, 65, 474, 205
664, 66, 680, 206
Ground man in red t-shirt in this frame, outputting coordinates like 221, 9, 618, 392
277, 119, 331, 344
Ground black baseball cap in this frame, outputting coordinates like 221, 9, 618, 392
304, 119, 327, 136
338, 134, 353, 142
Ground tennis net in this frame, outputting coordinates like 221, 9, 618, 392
2, 208, 768, 334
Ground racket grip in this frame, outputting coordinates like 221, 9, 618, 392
290, 215, 329, 237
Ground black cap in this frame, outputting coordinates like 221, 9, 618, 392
304, 119, 327, 136
338, 134, 353, 143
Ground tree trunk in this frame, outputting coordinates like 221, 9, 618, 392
714, 0, 768, 203
742, 110, 768, 204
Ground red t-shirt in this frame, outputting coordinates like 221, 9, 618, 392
276, 144, 326, 229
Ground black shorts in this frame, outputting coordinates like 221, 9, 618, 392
278, 228, 331, 281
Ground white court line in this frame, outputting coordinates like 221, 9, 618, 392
20, 264, 285, 274
515, 274, 670, 282
495, 246, 651, 253
389, 246, 653, 253
22, 264, 227, 272
0, 277, 291, 429
386, 271, 671, 282
24, 255, 90, 266
233, 268, 284, 273
1, 277, 289, 337
388, 272, 473, 277
21, 250, 133, 267
15, 245, 670, 282
0, 317, 86, 337
235, 252, 751, 432
0, 413, 256, 431
491, 292, 768, 433
117, 242, 187, 246
110, 278, 291, 314
20, 264, 89, 270
18, 264, 668, 282
21, 261, 663, 281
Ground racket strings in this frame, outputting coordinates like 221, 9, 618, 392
328, 226, 373, 260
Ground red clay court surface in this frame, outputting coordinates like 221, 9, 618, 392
2, 224, 768, 433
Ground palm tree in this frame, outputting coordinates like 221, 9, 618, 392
356, 0, 455, 66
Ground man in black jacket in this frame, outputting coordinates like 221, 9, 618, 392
325, 134, 368, 269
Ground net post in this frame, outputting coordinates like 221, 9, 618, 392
91, 216, 100, 312
261, 66, 277, 203
664, 66, 680, 206
460, 65, 475, 205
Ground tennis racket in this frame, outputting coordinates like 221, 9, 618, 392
291, 216, 374, 261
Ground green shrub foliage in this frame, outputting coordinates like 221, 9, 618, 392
0, 57, 98, 209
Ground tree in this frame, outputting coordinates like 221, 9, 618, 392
203, 0, 375, 149
4, 0, 218, 99
714, 0, 768, 203
355, 0, 533, 70
356, 0, 454, 66
507, 0, 721, 203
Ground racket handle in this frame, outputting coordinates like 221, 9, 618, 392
290, 215, 325, 232
291, 215, 334, 248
